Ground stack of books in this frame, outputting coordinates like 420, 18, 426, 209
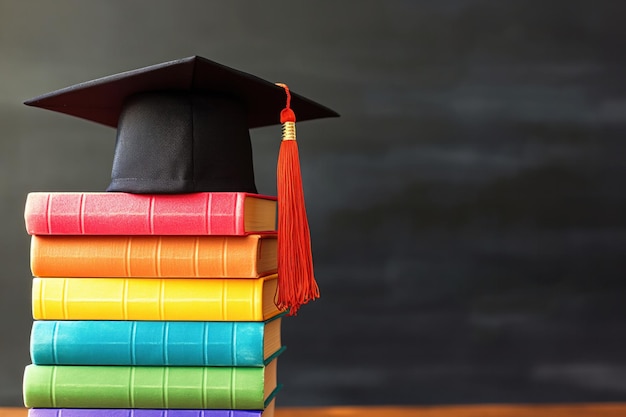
23, 191, 283, 417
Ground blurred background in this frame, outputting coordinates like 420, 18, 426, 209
1, 0, 626, 407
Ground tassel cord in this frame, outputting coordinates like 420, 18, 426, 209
275, 83, 320, 315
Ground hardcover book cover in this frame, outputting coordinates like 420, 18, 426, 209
25, 192, 277, 236
30, 234, 277, 278
28, 401, 276, 417
29, 402, 275, 417
23, 359, 280, 409
31, 317, 283, 366
32, 275, 280, 321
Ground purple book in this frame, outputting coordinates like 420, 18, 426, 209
28, 410, 271, 417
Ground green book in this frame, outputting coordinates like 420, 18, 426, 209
23, 359, 279, 409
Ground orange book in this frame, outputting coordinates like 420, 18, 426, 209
31, 235, 276, 278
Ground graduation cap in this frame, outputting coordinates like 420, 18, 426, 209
25, 55, 339, 314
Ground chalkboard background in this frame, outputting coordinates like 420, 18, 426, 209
1, 0, 626, 406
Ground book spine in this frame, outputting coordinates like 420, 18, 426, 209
30, 235, 274, 278
24, 192, 261, 235
32, 277, 276, 321
23, 365, 266, 409
28, 409, 264, 417
31, 320, 265, 366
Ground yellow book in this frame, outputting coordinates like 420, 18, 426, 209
32, 275, 280, 321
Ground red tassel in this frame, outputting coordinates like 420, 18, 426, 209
275, 83, 319, 315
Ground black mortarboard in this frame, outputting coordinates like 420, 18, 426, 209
24, 55, 338, 194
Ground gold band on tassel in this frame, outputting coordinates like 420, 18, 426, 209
282, 121, 296, 141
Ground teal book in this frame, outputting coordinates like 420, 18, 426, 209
30, 316, 283, 367
23, 359, 280, 409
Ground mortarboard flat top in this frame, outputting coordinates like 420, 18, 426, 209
24, 55, 338, 129
24, 56, 339, 194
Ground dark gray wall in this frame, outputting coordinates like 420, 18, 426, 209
2, 0, 626, 407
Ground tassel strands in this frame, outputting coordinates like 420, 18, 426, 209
275, 83, 319, 315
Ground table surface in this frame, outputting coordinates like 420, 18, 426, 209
3, 404, 626, 417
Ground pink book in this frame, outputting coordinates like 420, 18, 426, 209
25, 192, 277, 236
